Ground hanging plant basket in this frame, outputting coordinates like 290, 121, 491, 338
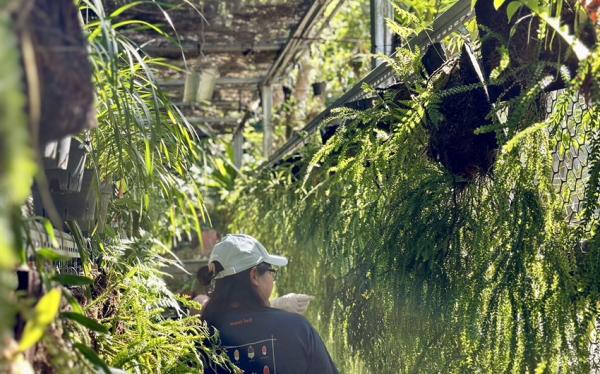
425, 46, 498, 182
15, 0, 95, 145
320, 97, 375, 144
312, 81, 326, 96
272, 153, 304, 181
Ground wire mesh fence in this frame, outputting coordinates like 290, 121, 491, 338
544, 88, 599, 372
547, 90, 594, 224
26, 222, 83, 275
592, 319, 600, 372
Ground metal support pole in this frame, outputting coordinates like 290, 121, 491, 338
233, 130, 243, 169
370, 0, 394, 68
232, 111, 250, 169
261, 85, 273, 158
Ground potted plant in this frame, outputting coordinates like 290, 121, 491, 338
312, 81, 326, 96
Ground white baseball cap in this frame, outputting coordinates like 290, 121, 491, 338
209, 234, 288, 279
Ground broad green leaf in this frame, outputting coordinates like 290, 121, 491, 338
506, 1, 523, 22
519, 0, 590, 60
19, 288, 62, 351
145, 139, 153, 176
74, 343, 111, 374
42, 219, 59, 248
53, 274, 94, 287
62, 288, 85, 314
61, 312, 109, 334
36, 248, 69, 262
0, 1, 34, 269
108, 1, 144, 18
13, 212, 27, 265
494, 0, 507, 9
118, 178, 128, 195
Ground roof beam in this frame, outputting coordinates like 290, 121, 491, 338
174, 102, 247, 112
262, 0, 338, 86
233, 111, 251, 169
187, 116, 241, 127
159, 76, 263, 88
262, 85, 273, 157
189, 117, 241, 137
143, 41, 285, 58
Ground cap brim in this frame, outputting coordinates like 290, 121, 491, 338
264, 254, 288, 267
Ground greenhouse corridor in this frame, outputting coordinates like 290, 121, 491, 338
0, 0, 599, 372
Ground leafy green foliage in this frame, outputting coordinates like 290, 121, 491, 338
61, 312, 109, 334
0, 2, 36, 370
0, 3, 36, 262
2, 0, 232, 371
310, 0, 371, 97
82, 0, 205, 243
229, 8, 600, 373
70, 1, 235, 371
87, 250, 236, 372
53, 274, 94, 287
74, 343, 111, 374
19, 288, 62, 351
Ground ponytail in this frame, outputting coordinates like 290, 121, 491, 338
196, 261, 223, 286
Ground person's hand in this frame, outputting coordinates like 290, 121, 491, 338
193, 294, 209, 306
270, 293, 315, 315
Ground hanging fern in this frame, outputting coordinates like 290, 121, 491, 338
228, 3, 600, 372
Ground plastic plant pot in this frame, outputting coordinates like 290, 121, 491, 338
183, 71, 201, 103
196, 68, 220, 102
312, 82, 326, 96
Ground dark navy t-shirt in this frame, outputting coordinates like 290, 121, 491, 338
209, 308, 338, 374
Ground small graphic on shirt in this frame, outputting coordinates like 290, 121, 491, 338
224, 338, 277, 374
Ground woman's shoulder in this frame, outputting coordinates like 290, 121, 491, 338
261, 308, 316, 332
217, 307, 314, 332
264, 306, 307, 319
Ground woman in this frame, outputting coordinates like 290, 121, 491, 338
199, 234, 338, 374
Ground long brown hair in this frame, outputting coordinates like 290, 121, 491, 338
199, 262, 271, 325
